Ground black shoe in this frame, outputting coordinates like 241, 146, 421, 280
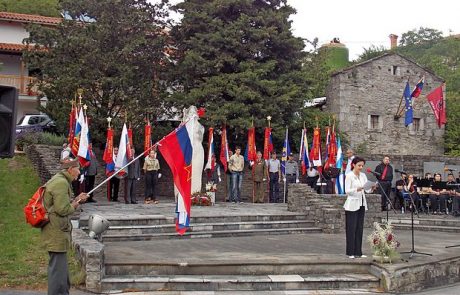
131, 201, 138, 204
112, 198, 119, 202
86, 198, 97, 203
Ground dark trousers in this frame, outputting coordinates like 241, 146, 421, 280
378, 181, 392, 210
429, 194, 447, 213
145, 170, 158, 200
345, 206, 365, 256
226, 173, 233, 201
48, 252, 70, 295
285, 174, 296, 202
126, 178, 137, 203
254, 181, 265, 203
109, 177, 120, 201
269, 172, 279, 203
85, 175, 96, 199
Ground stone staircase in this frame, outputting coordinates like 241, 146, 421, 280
101, 256, 380, 292
385, 216, 460, 233
80, 213, 323, 241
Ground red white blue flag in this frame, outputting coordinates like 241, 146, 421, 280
76, 109, 91, 167
114, 123, 131, 178
411, 77, 424, 98
158, 120, 194, 235
299, 128, 310, 175
205, 127, 215, 171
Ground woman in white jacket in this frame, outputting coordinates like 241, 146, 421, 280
344, 156, 372, 258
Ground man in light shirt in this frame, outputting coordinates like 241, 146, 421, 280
268, 152, 281, 203
229, 146, 244, 203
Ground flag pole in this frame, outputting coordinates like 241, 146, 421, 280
266, 116, 272, 203
395, 78, 409, 118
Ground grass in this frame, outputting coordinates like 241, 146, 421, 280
0, 155, 83, 289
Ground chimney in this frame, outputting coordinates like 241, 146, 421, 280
389, 34, 398, 49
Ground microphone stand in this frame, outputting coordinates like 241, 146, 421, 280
371, 170, 396, 222
399, 177, 431, 258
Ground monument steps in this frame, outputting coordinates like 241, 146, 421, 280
102, 220, 316, 235
386, 216, 460, 232
102, 227, 322, 241
100, 274, 380, 292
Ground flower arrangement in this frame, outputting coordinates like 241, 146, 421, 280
367, 221, 400, 263
191, 192, 212, 206
205, 181, 217, 192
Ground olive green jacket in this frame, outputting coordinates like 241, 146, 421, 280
41, 171, 75, 252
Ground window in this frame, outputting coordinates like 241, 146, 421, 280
370, 115, 380, 129
413, 118, 420, 131
391, 66, 400, 76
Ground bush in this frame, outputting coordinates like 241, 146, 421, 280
16, 132, 65, 151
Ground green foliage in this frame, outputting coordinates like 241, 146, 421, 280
166, 0, 307, 148
0, 0, 60, 17
356, 45, 387, 63
23, 0, 172, 146
399, 27, 443, 47
16, 132, 65, 150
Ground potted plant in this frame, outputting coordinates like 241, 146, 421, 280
205, 181, 217, 205
367, 221, 400, 263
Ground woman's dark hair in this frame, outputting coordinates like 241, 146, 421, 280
351, 156, 366, 170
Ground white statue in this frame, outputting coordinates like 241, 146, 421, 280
173, 106, 204, 201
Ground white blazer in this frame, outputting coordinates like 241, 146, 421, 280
343, 171, 368, 212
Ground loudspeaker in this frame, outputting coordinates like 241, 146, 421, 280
0, 86, 18, 158
88, 214, 110, 238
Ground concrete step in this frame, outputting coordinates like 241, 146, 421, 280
102, 227, 323, 242
80, 213, 309, 227
105, 258, 372, 276
98, 290, 382, 295
102, 220, 316, 235
392, 223, 460, 233
101, 274, 380, 292
387, 217, 460, 228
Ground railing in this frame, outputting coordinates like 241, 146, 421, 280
0, 74, 38, 96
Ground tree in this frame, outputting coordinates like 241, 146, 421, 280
166, 0, 306, 147
0, 0, 60, 17
23, 0, 172, 146
399, 27, 443, 47
356, 45, 387, 63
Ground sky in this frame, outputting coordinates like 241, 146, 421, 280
287, 0, 460, 60
160, 0, 460, 61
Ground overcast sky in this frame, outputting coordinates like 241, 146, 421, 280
162, 0, 460, 60
288, 0, 460, 60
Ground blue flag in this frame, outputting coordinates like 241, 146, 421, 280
281, 128, 291, 176
404, 82, 413, 126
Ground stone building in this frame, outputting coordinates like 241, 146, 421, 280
325, 52, 445, 156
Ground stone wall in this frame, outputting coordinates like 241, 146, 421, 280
72, 229, 104, 293
326, 53, 445, 156
287, 183, 382, 233
24, 144, 62, 184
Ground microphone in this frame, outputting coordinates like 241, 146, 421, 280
366, 168, 381, 177
395, 169, 408, 174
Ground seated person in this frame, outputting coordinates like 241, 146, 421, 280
446, 173, 458, 214
403, 174, 421, 212
394, 173, 407, 211
428, 173, 447, 214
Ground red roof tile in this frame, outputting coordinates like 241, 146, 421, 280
0, 42, 26, 53
0, 11, 61, 25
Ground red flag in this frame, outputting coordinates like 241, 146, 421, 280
144, 122, 152, 156
427, 84, 446, 128
247, 127, 257, 161
263, 127, 273, 160
127, 127, 134, 160
310, 127, 322, 171
325, 127, 337, 169
220, 125, 229, 172
67, 104, 77, 145
103, 128, 115, 176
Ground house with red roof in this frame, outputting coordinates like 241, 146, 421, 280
0, 11, 61, 121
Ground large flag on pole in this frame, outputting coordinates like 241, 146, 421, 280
114, 123, 131, 178
411, 77, 424, 98
158, 120, 194, 235
144, 121, 152, 156
220, 125, 229, 172
127, 126, 134, 160
67, 103, 77, 145
324, 126, 337, 169
103, 127, 115, 176
335, 136, 345, 194
246, 127, 257, 163
427, 84, 446, 128
204, 127, 215, 171
311, 127, 322, 171
299, 128, 310, 175
71, 107, 83, 157
263, 127, 273, 160
281, 128, 291, 176
77, 110, 91, 167
404, 82, 413, 126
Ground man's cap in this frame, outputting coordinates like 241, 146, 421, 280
289, 152, 294, 156
61, 158, 80, 169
